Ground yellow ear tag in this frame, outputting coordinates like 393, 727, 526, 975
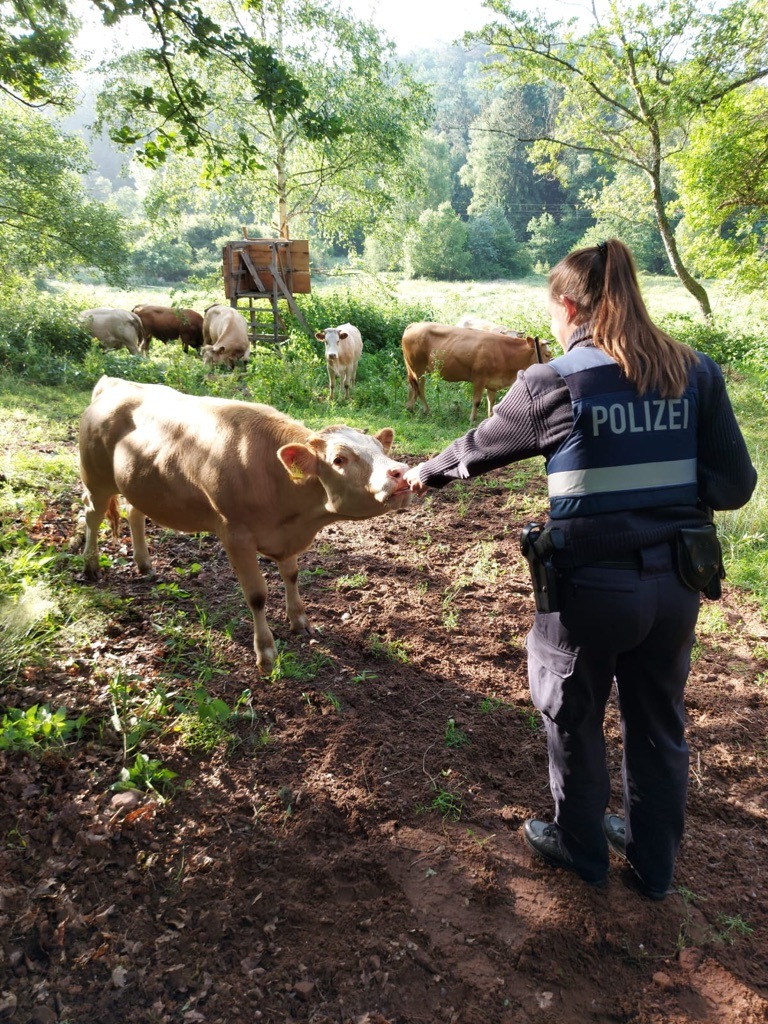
288, 463, 305, 481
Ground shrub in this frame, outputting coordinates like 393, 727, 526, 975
403, 204, 472, 281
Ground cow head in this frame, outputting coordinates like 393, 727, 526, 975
278, 425, 412, 518
315, 328, 348, 361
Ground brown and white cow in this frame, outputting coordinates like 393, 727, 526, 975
315, 323, 363, 400
201, 304, 251, 368
455, 315, 519, 335
77, 376, 412, 673
132, 304, 204, 354
401, 321, 551, 423
79, 308, 144, 356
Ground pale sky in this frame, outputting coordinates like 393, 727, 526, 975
344, 0, 496, 52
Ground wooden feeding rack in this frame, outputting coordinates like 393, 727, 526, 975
222, 236, 313, 344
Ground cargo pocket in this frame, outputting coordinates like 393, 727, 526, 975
526, 627, 579, 727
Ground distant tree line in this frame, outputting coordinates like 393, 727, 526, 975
0, 0, 765, 308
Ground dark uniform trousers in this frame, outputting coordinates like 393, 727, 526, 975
526, 542, 701, 889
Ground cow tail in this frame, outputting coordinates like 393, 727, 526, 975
106, 496, 121, 540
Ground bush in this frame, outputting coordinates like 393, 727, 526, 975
403, 204, 472, 281
289, 286, 435, 354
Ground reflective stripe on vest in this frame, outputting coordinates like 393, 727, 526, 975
546, 347, 699, 519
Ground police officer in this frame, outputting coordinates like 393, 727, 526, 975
404, 239, 756, 899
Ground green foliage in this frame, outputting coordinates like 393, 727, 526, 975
0, 704, 86, 753
0, 101, 129, 284
404, 203, 472, 280
0, 291, 94, 384
291, 286, 435, 354
473, 0, 768, 315
467, 206, 531, 279
676, 87, 768, 291
444, 718, 470, 749
112, 753, 178, 798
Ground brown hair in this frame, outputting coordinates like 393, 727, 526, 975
548, 239, 697, 398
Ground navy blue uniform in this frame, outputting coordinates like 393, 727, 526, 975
416, 324, 756, 890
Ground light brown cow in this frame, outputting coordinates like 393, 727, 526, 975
201, 304, 251, 368
402, 321, 551, 423
79, 308, 144, 356
77, 376, 412, 673
315, 322, 363, 400
132, 304, 204, 354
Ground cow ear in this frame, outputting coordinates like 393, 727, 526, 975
315, 331, 326, 341
338, 331, 348, 340
375, 428, 394, 453
278, 444, 318, 482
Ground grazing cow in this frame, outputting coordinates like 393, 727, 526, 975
201, 304, 251, 368
132, 304, 204, 354
77, 376, 412, 673
456, 315, 519, 336
401, 321, 551, 423
315, 323, 363, 400
79, 308, 144, 356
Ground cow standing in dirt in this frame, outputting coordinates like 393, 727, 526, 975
77, 376, 412, 673
132, 305, 204, 354
315, 323, 363, 400
401, 321, 551, 423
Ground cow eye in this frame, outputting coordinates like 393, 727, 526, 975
332, 455, 347, 468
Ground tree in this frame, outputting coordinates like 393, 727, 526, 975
675, 86, 768, 289
403, 203, 471, 280
473, 0, 768, 316
0, 101, 129, 283
96, 0, 430, 240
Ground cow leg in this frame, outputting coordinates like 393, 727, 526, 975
81, 493, 108, 579
406, 375, 430, 414
470, 382, 484, 423
276, 555, 311, 635
486, 389, 498, 417
327, 364, 336, 400
222, 538, 277, 673
126, 504, 154, 574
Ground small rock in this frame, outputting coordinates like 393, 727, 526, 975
110, 790, 143, 812
652, 971, 674, 991
293, 979, 315, 1001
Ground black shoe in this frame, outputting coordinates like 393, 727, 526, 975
523, 819, 606, 888
620, 866, 671, 902
603, 813, 627, 860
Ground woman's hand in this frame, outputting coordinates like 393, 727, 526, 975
404, 466, 428, 495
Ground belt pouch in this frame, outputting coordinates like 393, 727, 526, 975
676, 524, 725, 599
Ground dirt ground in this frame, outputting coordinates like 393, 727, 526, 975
2, 461, 767, 1024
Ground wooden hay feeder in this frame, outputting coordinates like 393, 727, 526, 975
222, 237, 312, 344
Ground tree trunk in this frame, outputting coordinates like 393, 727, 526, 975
648, 167, 711, 317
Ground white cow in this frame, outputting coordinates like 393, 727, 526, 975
79, 308, 144, 356
315, 323, 363, 400
455, 316, 521, 336
201, 304, 251, 368
77, 376, 412, 673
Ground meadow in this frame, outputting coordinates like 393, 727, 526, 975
1, 271, 767, 1023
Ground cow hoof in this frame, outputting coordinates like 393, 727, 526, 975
290, 621, 313, 637
256, 645, 277, 676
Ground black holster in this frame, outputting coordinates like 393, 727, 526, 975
676, 523, 725, 600
520, 523, 565, 614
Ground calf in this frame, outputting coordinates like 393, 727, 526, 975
77, 376, 412, 673
79, 308, 143, 356
201, 304, 251, 368
132, 304, 204, 354
402, 321, 551, 423
315, 323, 363, 400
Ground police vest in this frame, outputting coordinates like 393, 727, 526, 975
544, 347, 699, 519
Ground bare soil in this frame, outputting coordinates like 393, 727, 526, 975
2, 464, 767, 1024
